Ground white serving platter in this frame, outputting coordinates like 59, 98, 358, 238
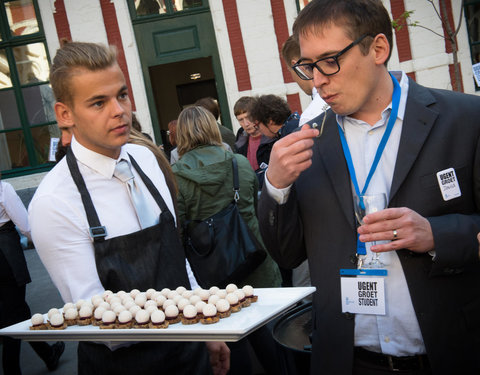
0, 287, 315, 342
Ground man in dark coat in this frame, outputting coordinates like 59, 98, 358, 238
258, 1, 480, 374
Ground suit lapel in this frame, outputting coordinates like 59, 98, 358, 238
389, 79, 439, 202
317, 111, 356, 229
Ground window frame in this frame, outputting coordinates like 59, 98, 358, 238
464, 0, 480, 90
127, 0, 209, 24
0, 0, 55, 178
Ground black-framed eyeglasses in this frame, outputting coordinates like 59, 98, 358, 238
292, 34, 371, 80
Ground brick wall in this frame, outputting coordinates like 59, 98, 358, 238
53, 0, 71, 42
223, 0, 251, 91
100, 0, 136, 109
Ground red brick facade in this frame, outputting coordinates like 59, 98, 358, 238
439, 0, 455, 54
223, 0, 252, 91
52, 0, 71, 42
389, 0, 463, 90
100, 0, 136, 109
449, 63, 464, 92
270, 0, 293, 83
390, 0, 412, 63
287, 93, 302, 114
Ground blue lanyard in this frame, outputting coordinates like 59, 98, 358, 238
337, 73, 401, 255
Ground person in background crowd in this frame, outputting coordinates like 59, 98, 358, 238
246, 94, 300, 197
195, 97, 236, 151
281, 34, 315, 98
54, 117, 74, 162
259, 0, 480, 374
281, 35, 327, 126
168, 119, 180, 164
248, 94, 300, 287
0, 172, 65, 374
131, 112, 152, 141
28, 41, 229, 375
248, 94, 299, 140
233, 97, 274, 187
172, 106, 281, 375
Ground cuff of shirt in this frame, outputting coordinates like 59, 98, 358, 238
264, 171, 292, 205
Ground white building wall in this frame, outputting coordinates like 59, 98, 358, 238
237, 1, 285, 95
39, 0, 154, 138
38, 0, 60, 60
283, 0, 313, 114
64, 0, 108, 44
39, 0, 480, 142
112, 0, 154, 138
12, 0, 480, 186
400, 0, 475, 93
211, 0, 312, 132
383, 0, 402, 72
209, 0, 242, 133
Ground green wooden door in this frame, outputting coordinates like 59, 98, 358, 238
133, 10, 230, 144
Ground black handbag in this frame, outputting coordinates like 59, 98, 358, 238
183, 157, 267, 288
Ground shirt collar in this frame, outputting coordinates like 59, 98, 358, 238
71, 136, 128, 179
337, 70, 409, 131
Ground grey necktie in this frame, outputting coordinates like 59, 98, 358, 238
113, 159, 157, 229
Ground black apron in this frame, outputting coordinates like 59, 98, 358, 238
0, 221, 31, 287
0, 221, 31, 329
66, 148, 211, 375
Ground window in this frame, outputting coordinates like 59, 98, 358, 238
296, 0, 312, 12
132, 0, 205, 18
464, 0, 480, 89
0, 0, 57, 176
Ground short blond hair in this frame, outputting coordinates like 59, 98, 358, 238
176, 106, 222, 157
50, 41, 118, 106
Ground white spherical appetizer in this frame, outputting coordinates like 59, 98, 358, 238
225, 284, 238, 293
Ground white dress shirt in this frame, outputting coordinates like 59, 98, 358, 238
0, 181, 31, 240
29, 137, 198, 304
299, 87, 328, 126
266, 71, 426, 356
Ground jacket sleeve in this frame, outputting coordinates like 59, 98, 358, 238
258, 184, 307, 269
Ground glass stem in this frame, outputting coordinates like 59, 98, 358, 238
371, 241, 380, 261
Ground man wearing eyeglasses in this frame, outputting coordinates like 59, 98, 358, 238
258, 0, 480, 374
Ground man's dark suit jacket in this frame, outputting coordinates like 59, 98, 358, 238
259, 78, 480, 374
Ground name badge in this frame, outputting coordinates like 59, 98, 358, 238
436, 167, 461, 201
340, 276, 386, 315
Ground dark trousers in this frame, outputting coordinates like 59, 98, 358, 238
78, 341, 212, 375
227, 339, 253, 375
0, 284, 54, 375
228, 321, 281, 375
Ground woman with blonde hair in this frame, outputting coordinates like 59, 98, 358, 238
172, 106, 281, 375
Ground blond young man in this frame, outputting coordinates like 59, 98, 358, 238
29, 42, 229, 375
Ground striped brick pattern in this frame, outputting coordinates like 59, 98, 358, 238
287, 93, 301, 114
223, 0, 252, 91
99, 0, 136, 109
270, 0, 293, 83
52, 0, 71, 42
390, 0, 412, 63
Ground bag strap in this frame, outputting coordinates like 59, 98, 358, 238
232, 156, 239, 202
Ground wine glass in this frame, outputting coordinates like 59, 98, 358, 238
354, 193, 387, 268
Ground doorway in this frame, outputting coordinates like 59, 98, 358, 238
149, 56, 220, 149
133, 9, 230, 145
